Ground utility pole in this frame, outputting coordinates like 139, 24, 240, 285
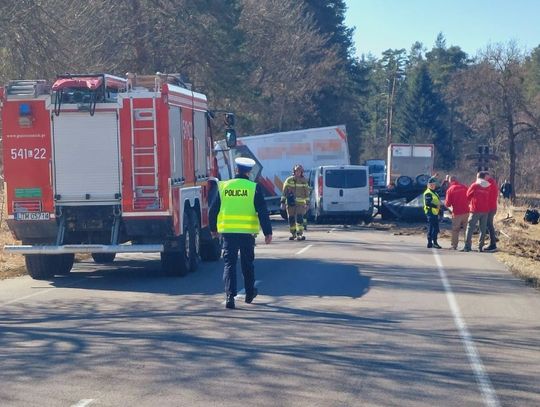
385, 76, 397, 148
466, 145, 499, 171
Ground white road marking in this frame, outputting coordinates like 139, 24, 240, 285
295, 244, 313, 255
1, 289, 54, 306
71, 399, 95, 407
1, 276, 89, 307
433, 252, 500, 407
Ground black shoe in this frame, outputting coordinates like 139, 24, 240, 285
427, 242, 433, 248
225, 295, 235, 309
485, 245, 497, 251
432, 242, 442, 249
289, 235, 296, 241
245, 288, 258, 304
297, 235, 306, 241
460, 247, 471, 252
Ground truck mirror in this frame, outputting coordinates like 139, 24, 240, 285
225, 128, 237, 148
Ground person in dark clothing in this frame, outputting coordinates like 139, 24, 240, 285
438, 174, 450, 221
209, 157, 272, 310
500, 180, 513, 218
423, 177, 442, 249
500, 180, 512, 199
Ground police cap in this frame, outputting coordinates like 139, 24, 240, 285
235, 157, 256, 173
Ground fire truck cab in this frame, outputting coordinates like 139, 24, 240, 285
1, 72, 225, 279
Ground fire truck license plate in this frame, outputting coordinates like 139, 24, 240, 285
15, 212, 50, 221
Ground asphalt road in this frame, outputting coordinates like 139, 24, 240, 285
1, 218, 539, 406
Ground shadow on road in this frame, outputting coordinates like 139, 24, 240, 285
43, 257, 371, 300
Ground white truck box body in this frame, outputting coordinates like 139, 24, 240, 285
215, 125, 350, 212
386, 143, 434, 186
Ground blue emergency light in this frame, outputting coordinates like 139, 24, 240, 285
19, 103, 31, 116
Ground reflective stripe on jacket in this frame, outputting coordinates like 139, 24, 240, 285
217, 178, 259, 233
423, 188, 440, 215
281, 175, 310, 205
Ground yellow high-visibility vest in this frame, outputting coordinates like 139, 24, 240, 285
217, 178, 260, 234
423, 189, 440, 215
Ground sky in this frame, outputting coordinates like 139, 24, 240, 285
344, 0, 540, 58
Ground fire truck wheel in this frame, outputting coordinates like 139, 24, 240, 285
200, 237, 222, 261
160, 247, 189, 277
25, 254, 59, 280
161, 212, 191, 276
187, 210, 201, 272
91, 253, 116, 264
57, 254, 75, 275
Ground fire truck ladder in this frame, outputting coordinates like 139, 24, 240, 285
130, 96, 160, 210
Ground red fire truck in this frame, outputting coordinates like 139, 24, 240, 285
1, 72, 228, 279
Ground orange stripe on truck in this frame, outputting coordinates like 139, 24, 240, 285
335, 127, 347, 141
314, 139, 342, 152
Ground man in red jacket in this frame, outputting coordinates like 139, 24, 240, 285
485, 173, 499, 251
444, 175, 469, 250
463, 171, 491, 252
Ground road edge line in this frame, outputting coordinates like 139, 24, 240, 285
433, 251, 500, 407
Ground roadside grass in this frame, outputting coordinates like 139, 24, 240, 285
495, 208, 540, 288
0, 218, 26, 279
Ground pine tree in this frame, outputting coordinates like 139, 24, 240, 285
402, 63, 454, 168
301, 0, 370, 162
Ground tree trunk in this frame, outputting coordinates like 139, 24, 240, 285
503, 97, 517, 200
508, 132, 517, 200
132, 0, 149, 73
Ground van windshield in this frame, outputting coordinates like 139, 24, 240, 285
325, 169, 367, 188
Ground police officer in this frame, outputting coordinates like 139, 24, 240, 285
281, 164, 310, 241
423, 177, 442, 248
209, 157, 273, 310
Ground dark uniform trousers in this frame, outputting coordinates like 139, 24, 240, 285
222, 233, 256, 297
427, 213, 440, 243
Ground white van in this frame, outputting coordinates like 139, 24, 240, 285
308, 165, 373, 224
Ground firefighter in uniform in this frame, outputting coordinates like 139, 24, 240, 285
209, 157, 272, 310
423, 177, 442, 249
281, 164, 310, 241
